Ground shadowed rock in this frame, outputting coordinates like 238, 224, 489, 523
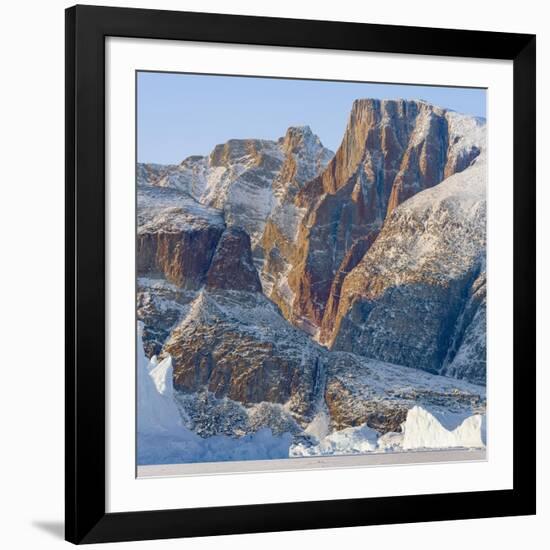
206, 228, 262, 292
136, 186, 225, 289
163, 291, 327, 424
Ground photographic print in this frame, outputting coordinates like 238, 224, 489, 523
136, 72, 487, 474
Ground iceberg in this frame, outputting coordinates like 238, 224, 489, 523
136, 323, 292, 465
400, 406, 486, 450
291, 423, 379, 457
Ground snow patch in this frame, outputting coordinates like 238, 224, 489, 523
304, 411, 331, 440
291, 423, 379, 457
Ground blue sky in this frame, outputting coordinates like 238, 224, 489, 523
137, 72, 486, 165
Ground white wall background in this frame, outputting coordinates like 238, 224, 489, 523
0, 1, 546, 548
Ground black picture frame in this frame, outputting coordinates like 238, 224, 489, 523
65, 4, 536, 544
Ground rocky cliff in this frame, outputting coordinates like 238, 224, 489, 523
162, 286, 485, 436
266, 100, 484, 336
330, 145, 486, 378
440, 270, 487, 384
137, 186, 225, 289
163, 290, 326, 424
158, 283, 485, 435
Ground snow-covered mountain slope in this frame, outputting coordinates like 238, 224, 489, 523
440, 270, 486, 384
137, 277, 197, 357
154, 155, 209, 199
137, 126, 333, 253
330, 144, 486, 382
137, 162, 176, 187
198, 138, 285, 246
137, 185, 225, 233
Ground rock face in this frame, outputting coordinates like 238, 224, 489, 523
137, 279, 196, 358
136, 130, 328, 363
330, 146, 486, 379
136, 186, 225, 289
259, 127, 333, 313
137, 187, 263, 292
273, 126, 334, 204
205, 228, 262, 292
323, 351, 485, 434
137, 196, 263, 353
263, 100, 483, 336
319, 234, 377, 343
163, 290, 327, 424
160, 286, 486, 432
440, 270, 487, 384
201, 139, 285, 248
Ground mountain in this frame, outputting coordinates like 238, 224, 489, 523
136, 98, 487, 461
261, 100, 483, 338
440, 268, 487, 384
136, 188, 261, 355
329, 143, 486, 381
138, 126, 333, 258
138, 185, 485, 437
137, 321, 484, 465
137, 323, 292, 465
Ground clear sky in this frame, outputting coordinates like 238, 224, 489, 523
137, 71, 486, 165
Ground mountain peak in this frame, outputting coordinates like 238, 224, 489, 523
286, 98, 484, 334
283, 125, 313, 140
279, 125, 326, 154
208, 138, 281, 167
347, 98, 450, 132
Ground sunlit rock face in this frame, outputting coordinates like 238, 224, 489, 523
329, 145, 486, 380
136, 186, 226, 289
161, 287, 486, 432
270, 99, 483, 338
